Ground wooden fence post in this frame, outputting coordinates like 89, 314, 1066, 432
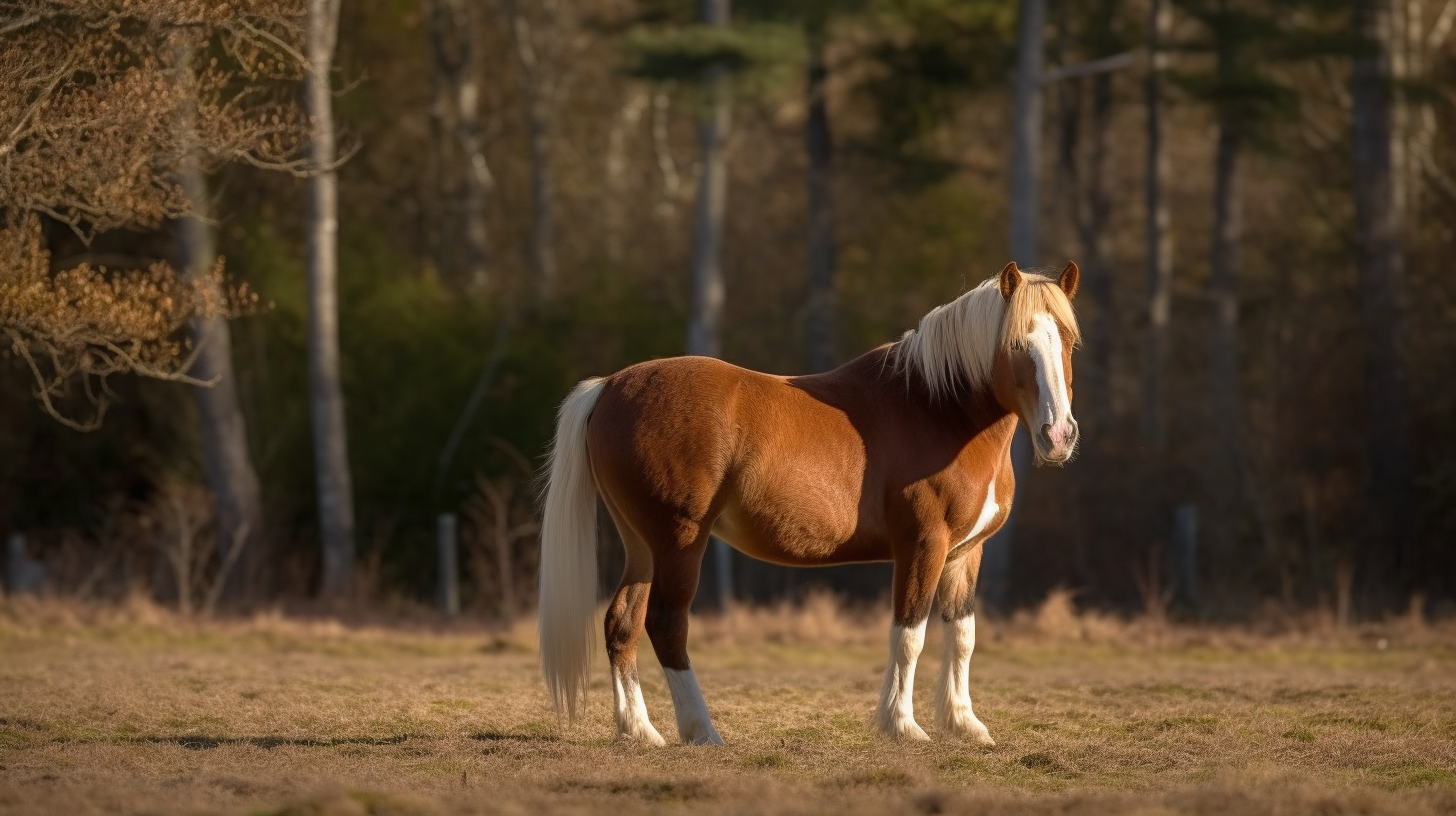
437, 513, 460, 615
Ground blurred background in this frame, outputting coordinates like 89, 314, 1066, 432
1, 0, 1453, 623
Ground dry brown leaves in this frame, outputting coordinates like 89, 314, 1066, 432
0, 0, 309, 428
0, 215, 260, 429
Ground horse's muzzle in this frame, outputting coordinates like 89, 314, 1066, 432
1038, 418, 1079, 462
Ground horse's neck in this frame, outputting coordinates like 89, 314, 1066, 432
835, 345, 1016, 450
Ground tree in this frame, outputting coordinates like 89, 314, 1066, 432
978, 0, 1048, 612
689, 0, 734, 609
304, 0, 358, 599
505, 0, 562, 303
1351, 0, 1415, 600
428, 0, 495, 294
0, 1, 303, 431
1142, 0, 1176, 451
804, 16, 837, 373
174, 42, 266, 598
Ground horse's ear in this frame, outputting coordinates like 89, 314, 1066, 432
998, 261, 1021, 300
1057, 260, 1080, 299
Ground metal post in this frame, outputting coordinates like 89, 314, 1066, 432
437, 513, 460, 615
1171, 503, 1199, 613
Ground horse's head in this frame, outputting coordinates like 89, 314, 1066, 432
991, 261, 1081, 465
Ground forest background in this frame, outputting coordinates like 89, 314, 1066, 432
2, 0, 1453, 623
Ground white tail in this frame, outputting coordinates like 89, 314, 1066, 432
538, 377, 606, 719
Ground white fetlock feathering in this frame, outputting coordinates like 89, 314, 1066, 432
612, 664, 665, 746
664, 668, 724, 745
877, 618, 930, 741
936, 614, 994, 745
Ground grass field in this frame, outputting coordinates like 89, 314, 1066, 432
1, 594, 1454, 816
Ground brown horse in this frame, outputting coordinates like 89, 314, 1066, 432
538, 261, 1080, 746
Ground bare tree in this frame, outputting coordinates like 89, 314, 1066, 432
174, 42, 266, 597
689, 0, 734, 610
1206, 6, 1246, 538
804, 21, 837, 373
1141, 0, 1175, 451
1054, 10, 1120, 430
304, 0, 357, 599
1352, 0, 1415, 598
504, 0, 560, 303
428, 0, 494, 293
0, 1, 303, 431
981, 0, 1046, 612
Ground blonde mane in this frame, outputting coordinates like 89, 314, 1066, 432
893, 272, 1080, 398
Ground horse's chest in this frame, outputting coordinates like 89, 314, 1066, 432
928, 470, 1004, 556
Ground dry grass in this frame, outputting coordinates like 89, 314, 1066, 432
1, 593, 1454, 816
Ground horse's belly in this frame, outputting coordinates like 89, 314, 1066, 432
712, 500, 884, 567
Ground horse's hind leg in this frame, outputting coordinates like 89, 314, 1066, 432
934, 546, 995, 746
603, 524, 666, 745
645, 533, 724, 746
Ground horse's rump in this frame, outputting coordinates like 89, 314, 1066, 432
587, 356, 874, 566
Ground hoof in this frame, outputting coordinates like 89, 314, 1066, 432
939, 708, 995, 746
618, 723, 667, 747
879, 716, 931, 742
682, 726, 725, 746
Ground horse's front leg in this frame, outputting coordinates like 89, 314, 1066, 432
877, 535, 948, 741
935, 546, 994, 746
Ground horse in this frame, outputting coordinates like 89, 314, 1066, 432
536, 260, 1081, 746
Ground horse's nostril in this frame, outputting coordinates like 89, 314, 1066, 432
1040, 423, 1055, 447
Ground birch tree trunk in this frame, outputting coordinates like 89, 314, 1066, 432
689, 0, 733, 610
1352, 0, 1415, 600
804, 25, 837, 373
174, 44, 265, 600
306, 0, 357, 599
981, 0, 1045, 612
1141, 0, 1175, 451
506, 0, 559, 303
428, 0, 493, 293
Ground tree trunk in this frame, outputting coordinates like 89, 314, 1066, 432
604, 90, 649, 262
1352, 0, 1415, 602
430, 0, 495, 292
174, 45, 265, 601
1207, 95, 1245, 540
981, 0, 1045, 612
1141, 0, 1175, 451
306, 0, 357, 600
428, 0, 493, 294
804, 26, 837, 373
689, 0, 733, 610
1060, 69, 1118, 431
506, 0, 559, 303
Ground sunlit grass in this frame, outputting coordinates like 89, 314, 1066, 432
0, 594, 1454, 815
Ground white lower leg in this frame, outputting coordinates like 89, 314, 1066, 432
877, 618, 930, 740
936, 614, 993, 745
663, 667, 724, 746
611, 663, 665, 746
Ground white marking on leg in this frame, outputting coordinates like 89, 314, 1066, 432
936, 614, 994, 745
877, 618, 930, 741
611, 663, 665, 746
663, 668, 724, 746
950, 483, 999, 554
